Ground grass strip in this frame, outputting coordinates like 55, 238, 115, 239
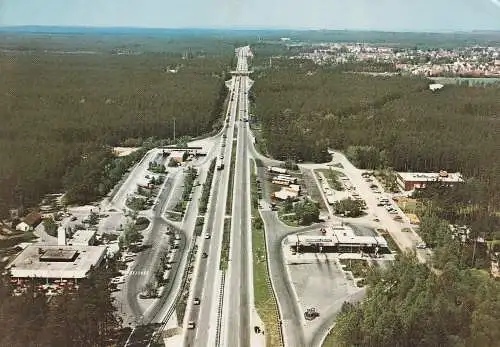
219, 218, 231, 270
250, 159, 283, 347
225, 142, 237, 214
199, 159, 216, 214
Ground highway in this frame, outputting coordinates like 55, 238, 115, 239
183, 69, 240, 346
223, 46, 252, 347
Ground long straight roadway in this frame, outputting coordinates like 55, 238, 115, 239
183, 71, 241, 347
221, 46, 253, 347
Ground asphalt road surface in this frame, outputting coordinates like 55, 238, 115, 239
184, 73, 240, 347
224, 71, 251, 347
125, 173, 180, 322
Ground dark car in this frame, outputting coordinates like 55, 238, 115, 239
202, 252, 208, 259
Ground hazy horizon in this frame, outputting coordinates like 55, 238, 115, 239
1, 0, 500, 32
2, 25, 500, 34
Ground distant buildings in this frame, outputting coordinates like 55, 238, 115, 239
290, 42, 500, 77
396, 171, 463, 191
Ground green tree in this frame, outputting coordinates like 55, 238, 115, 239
42, 217, 58, 237
294, 199, 319, 225
283, 197, 294, 213
333, 198, 365, 217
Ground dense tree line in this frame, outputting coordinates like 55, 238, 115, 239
0, 53, 231, 215
328, 255, 500, 347
252, 65, 500, 210
0, 263, 121, 346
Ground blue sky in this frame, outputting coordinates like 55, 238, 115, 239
1, 0, 500, 31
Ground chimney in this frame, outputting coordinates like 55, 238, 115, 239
57, 227, 66, 246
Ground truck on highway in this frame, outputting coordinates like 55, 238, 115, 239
268, 166, 288, 175
217, 159, 224, 170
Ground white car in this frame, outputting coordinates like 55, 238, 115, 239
416, 243, 427, 249
205, 234, 211, 239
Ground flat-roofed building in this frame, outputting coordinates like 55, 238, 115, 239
7, 245, 107, 280
287, 225, 389, 254
274, 189, 298, 200
69, 230, 96, 246
396, 170, 463, 191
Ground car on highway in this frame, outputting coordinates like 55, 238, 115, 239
202, 252, 208, 259
204, 233, 211, 239
188, 321, 196, 329
193, 297, 200, 305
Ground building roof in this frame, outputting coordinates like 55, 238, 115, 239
286, 226, 388, 248
429, 83, 444, 91
170, 150, 186, 158
330, 225, 386, 247
275, 189, 298, 200
397, 171, 463, 183
23, 212, 42, 226
69, 230, 96, 246
7, 245, 107, 279
287, 235, 337, 246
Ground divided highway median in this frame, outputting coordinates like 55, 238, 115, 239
199, 159, 216, 214
250, 160, 283, 347
219, 218, 231, 270
225, 138, 237, 214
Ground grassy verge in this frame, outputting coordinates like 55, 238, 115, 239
250, 160, 282, 347
322, 330, 339, 347
165, 211, 183, 222
219, 218, 231, 270
199, 159, 216, 214
376, 228, 402, 254
175, 296, 187, 326
194, 217, 204, 237
171, 167, 198, 216
315, 168, 345, 191
225, 142, 237, 214
277, 209, 299, 227
249, 120, 269, 157
301, 169, 328, 212
254, 158, 265, 168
